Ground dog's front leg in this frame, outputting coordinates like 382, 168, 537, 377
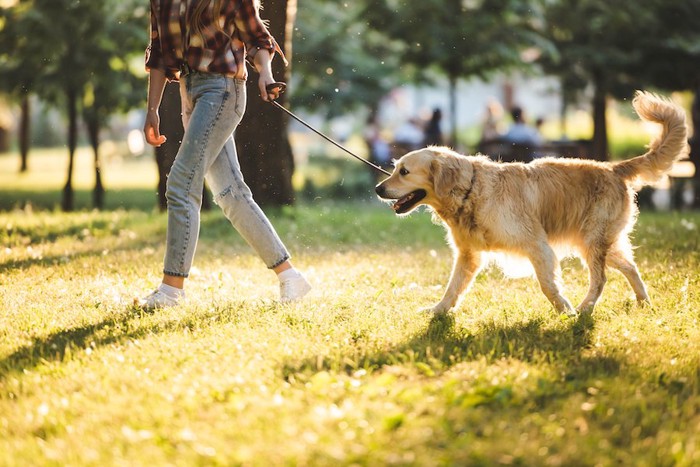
427, 250, 482, 314
525, 240, 575, 316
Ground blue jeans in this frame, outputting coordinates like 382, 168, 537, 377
163, 72, 290, 277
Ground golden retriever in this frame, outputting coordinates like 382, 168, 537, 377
376, 91, 687, 315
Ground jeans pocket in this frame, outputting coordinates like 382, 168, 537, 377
233, 79, 247, 118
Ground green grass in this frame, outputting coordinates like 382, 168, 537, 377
1, 149, 700, 465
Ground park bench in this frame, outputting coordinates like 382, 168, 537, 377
476, 138, 593, 162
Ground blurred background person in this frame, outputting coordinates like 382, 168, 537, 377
479, 98, 505, 143
423, 108, 443, 146
503, 105, 543, 147
364, 113, 391, 169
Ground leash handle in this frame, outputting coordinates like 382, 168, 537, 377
266, 82, 287, 95
269, 100, 392, 177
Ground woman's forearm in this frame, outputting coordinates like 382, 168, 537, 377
147, 68, 168, 113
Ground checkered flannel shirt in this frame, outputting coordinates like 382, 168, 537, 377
146, 0, 286, 81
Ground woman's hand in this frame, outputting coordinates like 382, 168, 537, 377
144, 68, 168, 147
144, 110, 167, 147
258, 75, 284, 102
253, 49, 281, 102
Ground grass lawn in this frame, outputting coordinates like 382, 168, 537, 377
1, 149, 700, 465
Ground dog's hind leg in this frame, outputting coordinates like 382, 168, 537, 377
606, 241, 650, 304
577, 244, 608, 314
428, 250, 482, 314
525, 239, 575, 316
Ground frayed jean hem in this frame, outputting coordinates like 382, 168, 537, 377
269, 255, 290, 270
163, 270, 189, 278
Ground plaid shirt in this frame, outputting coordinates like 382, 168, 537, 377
146, 0, 285, 81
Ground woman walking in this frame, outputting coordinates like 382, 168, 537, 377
138, 0, 310, 309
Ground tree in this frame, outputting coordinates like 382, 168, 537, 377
0, 1, 47, 172
291, 1, 404, 117
154, 83, 184, 212
537, 0, 700, 160
80, 0, 146, 209
16, 0, 108, 211
362, 0, 553, 145
236, 0, 296, 206
3, 0, 147, 210
625, 1, 700, 92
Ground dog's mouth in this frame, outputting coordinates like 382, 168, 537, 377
392, 189, 427, 214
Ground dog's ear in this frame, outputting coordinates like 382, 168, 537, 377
431, 156, 461, 198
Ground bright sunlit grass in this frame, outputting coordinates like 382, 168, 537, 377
1, 151, 699, 465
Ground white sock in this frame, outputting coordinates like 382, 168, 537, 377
158, 283, 185, 298
277, 268, 301, 282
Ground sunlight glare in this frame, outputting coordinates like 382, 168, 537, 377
127, 129, 145, 155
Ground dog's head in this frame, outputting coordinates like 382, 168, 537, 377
375, 146, 473, 215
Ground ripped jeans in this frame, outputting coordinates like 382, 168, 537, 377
163, 71, 290, 278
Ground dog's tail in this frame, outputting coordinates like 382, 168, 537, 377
613, 91, 687, 185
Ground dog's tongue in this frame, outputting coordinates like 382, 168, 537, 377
392, 193, 414, 211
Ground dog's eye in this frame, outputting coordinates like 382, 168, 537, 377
399, 167, 409, 176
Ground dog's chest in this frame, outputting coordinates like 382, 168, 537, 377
442, 215, 491, 250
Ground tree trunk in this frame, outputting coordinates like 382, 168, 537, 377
19, 95, 30, 173
690, 86, 700, 209
62, 88, 78, 212
236, 0, 296, 206
448, 75, 458, 147
560, 92, 568, 140
86, 114, 104, 209
591, 74, 609, 161
155, 82, 184, 211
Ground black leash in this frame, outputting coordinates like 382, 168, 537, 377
266, 83, 392, 177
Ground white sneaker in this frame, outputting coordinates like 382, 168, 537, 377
279, 274, 311, 303
135, 288, 184, 311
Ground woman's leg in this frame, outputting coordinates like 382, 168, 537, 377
205, 93, 310, 301
141, 75, 309, 308
140, 73, 246, 309
204, 79, 309, 300
206, 136, 291, 269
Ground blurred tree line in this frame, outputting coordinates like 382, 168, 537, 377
0, 0, 146, 210
1, 0, 699, 210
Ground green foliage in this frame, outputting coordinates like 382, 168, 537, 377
81, 0, 149, 127
363, 0, 553, 81
538, 0, 700, 102
0, 0, 147, 122
292, 1, 404, 116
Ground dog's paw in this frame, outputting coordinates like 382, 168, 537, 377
575, 302, 596, 316
555, 304, 577, 318
421, 303, 452, 315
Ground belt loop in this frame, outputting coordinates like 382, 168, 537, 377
180, 61, 192, 90
179, 61, 192, 76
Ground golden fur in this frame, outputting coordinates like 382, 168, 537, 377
376, 91, 687, 315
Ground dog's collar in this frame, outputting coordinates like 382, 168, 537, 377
461, 168, 477, 203
450, 168, 478, 225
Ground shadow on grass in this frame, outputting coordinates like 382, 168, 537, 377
0, 306, 237, 383
0, 242, 155, 275
0, 312, 156, 382
280, 311, 613, 383
0, 188, 159, 212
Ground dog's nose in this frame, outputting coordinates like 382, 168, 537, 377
375, 184, 386, 197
